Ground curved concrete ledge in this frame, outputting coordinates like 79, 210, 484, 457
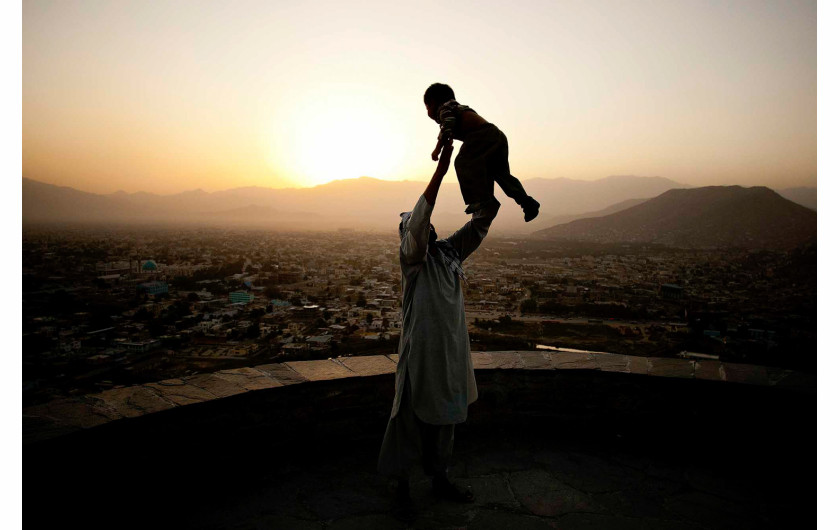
23, 351, 813, 445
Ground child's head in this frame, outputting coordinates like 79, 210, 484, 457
424, 83, 455, 119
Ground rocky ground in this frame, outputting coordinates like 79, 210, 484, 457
173, 422, 807, 530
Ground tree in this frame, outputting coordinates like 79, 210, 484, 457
247, 322, 260, 338
134, 306, 151, 321
356, 294, 367, 308
366, 313, 374, 325
520, 299, 538, 314
148, 319, 164, 337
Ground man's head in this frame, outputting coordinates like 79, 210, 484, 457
398, 212, 411, 238
398, 212, 438, 249
424, 83, 455, 121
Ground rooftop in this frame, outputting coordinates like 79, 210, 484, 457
24, 351, 813, 529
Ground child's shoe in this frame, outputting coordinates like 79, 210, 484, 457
522, 196, 540, 222
465, 198, 501, 214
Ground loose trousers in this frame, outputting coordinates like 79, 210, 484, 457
454, 123, 530, 214
377, 371, 455, 480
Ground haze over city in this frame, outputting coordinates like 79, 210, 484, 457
23, 0, 816, 195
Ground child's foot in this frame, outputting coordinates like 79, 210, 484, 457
465, 197, 501, 214
522, 196, 540, 222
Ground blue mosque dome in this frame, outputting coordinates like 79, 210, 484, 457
141, 260, 158, 271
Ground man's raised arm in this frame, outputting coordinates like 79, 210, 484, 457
444, 197, 501, 263
401, 142, 454, 264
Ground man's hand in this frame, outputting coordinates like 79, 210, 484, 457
438, 142, 453, 168
434, 141, 454, 178
425, 140, 454, 205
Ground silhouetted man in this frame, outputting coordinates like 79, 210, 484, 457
378, 140, 500, 509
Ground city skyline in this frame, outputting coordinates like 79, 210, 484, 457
23, 0, 816, 195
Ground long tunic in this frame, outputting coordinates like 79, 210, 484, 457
389, 193, 500, 425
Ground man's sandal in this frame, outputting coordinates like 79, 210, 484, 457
392, 482, 416, 521
432, 478, 475, 503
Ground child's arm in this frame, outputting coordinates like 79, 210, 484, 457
431, 137, 452, 161
431, 138, 444, 161
432, 101, 457, 160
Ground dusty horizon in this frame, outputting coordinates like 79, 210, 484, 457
24, 0, 816, 195
21, 172, 816, 197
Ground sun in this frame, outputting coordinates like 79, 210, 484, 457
269, 88, 407, 187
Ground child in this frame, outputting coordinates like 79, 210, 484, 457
424, 83, 540, 221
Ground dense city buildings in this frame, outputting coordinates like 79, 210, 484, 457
22, 225, 816, 407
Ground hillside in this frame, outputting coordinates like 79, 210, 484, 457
534, 186, 817, 249
537, 198, 650, 227
776, 187, 817, 211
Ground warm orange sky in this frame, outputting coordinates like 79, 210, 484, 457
23, 0, 816, 195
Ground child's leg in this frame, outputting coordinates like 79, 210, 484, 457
489, 129, 540, 221
488, 130, 530, 205
496, 173, 530, 206
454, 140, 496, 214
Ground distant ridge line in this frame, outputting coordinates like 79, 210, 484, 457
22, 177, 814, 236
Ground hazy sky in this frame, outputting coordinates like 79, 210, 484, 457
23, 0, 816, 194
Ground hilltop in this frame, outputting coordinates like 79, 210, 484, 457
534, 186, 817, 250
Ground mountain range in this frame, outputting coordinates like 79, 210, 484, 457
534, 186, 817, 249
22, 175, 690, 234
22, 176, 817, 245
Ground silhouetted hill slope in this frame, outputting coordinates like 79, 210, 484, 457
776, 187, 817, 211
534, 186, 817, 249
538, 198, 650, 227
23, 178, 146, 222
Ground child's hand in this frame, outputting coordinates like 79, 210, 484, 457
431, 144, 442, 161
432, 138, 452, 161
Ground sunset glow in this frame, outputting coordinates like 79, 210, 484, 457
22, 0, 817, 194
268, 85, 408, 187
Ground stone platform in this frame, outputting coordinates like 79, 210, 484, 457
171, 418, 810, 530
24, 352, 814, 529
23, 351, 812, 444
